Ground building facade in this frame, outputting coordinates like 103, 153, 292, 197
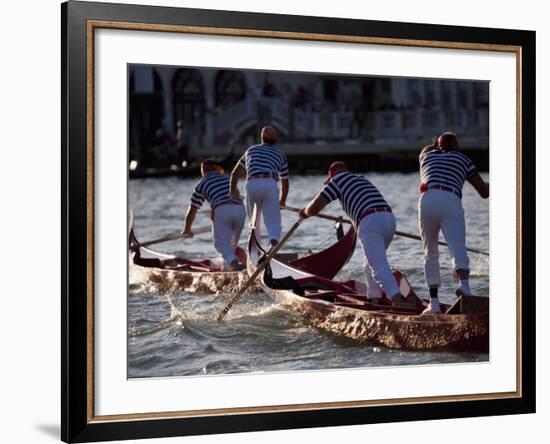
129, 65, 489, 166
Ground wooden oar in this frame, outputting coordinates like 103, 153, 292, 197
130, 225, 211, 249
217, 217, 303, 321
129, 209, 136, 233
393, 230, 489, 256
282, 205, 351, 225
282, 205, 488, 256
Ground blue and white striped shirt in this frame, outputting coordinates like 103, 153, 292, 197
320, 172, 390, 226
420, 150, 478, 198
190, 172, 242, 209
239, 143, 289, 180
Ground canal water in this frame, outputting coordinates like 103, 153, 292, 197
129, 173, 489, 378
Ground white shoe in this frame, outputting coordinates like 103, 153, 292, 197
422, 300, 441, 315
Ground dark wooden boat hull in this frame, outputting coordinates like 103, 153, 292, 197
132, 264, 256, 294
248, 221, 489, 352
130, 228, 256, 294
271, 291, 488, 351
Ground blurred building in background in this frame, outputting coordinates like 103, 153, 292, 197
129, 65, 489, 175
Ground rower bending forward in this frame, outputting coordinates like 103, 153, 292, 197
182, 159, 246, 271
299, 162, 410, 307
230, 126, 289, 249
418, 132, 489, 314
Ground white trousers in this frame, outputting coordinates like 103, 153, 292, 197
212, 204, 246, 267
245, 178, 282, 241
358, 212, 400, 299
418, 189, 469, 288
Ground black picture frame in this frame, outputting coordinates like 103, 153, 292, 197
61, 1, 536, 442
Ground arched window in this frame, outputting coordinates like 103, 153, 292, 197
172, 69, 205, 131
441, 81, 452, 108
457, 82, 470, 109
215, 70, 246, 110
128, 67, 165, 163
407, 79, 421, 107
473, 82, 489, 108
374, 78, 393, 110
424, 80, 436, 107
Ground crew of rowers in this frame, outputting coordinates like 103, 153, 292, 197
183, 126, 489, 314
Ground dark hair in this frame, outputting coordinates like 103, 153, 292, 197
438, 132, 458, 149
201, 158, 218, 168
201, 159, 221, 175
261, 126, 278, 145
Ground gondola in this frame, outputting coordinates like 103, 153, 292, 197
248, 217, 489, 352
129, 214, 356, 294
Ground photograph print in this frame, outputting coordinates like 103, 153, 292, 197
127, 64, 490, 379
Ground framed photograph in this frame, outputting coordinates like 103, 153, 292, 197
62, 1, 535, 442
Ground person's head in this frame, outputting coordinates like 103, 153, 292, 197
176, 120, 183, 129
324, 161, 347, 184
201, 159, 223, 176
261, 126, 278, 145
437, 132, 459, 150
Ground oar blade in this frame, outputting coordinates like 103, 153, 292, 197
216, 267, 261, 321
217, 217, 303, 321
130, 225, 212, 249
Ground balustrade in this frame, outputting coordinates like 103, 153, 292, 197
209, 99, 488, 147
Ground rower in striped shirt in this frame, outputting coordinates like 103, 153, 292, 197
299, 162, 412, 308
418, 132, 489, 314
182, 159, 246, 271
230, 126, 289, 248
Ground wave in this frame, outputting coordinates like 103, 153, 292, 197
222, 302, 281, 321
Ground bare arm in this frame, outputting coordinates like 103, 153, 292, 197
467, 173, 489, 199
304, 194, 330, 217
279, 178, 289, 207
182, 206, 198, 236
230, 163, 246, 198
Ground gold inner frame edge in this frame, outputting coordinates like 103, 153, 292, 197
85, 19, 523, 423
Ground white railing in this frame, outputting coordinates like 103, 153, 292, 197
210, 100, 488, 145
366, 109, 488, 141
293, 111, 315, 138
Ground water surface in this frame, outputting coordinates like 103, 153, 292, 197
129, 173, 489, 378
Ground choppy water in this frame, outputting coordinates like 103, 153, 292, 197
129, 173, 489, 378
